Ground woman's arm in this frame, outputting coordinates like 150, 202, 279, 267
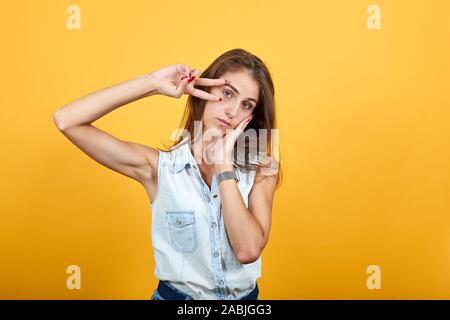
216, 165, 278, 265
53, 65, 225, 187
53, 73, 158, 131
207, 116, 278, 264
52, 72, 160, 185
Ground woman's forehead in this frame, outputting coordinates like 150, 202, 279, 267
219, 71, 259, 100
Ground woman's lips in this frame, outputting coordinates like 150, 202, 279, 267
217, 118, 232, 129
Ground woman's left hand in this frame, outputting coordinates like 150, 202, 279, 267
205, 115, 254, 174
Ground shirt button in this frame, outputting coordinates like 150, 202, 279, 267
214, 251, 219, 257
211, 222, 217, 228
213, 194, 218, 198
219, 280, 224, 286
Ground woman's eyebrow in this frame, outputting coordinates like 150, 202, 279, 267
225, 83, 258, 103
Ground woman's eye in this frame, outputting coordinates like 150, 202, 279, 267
223, 89, 232, 97
222, 89, 252, 109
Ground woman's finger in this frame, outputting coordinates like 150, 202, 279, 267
187, 87, 221, 101
195, 77, 227, 86
182, 69, 200, 81
175, 68, 196, 96
234, 116, 253, 137
179, 69, 200, 94
175, 76, 192, 96
176, 64, 191, 79
191, 69, 201, 78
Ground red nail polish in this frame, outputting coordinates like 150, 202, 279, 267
187, 76, 195, 83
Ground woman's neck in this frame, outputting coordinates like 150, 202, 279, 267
190, 132, 218, 167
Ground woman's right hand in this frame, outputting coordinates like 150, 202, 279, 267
150, 64, 227, 101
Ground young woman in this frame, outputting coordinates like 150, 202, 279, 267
53, 48, 281, 300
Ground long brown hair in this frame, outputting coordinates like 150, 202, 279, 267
158, 48, 282, 189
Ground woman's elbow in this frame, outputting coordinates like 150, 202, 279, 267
53, 110, 64, 131
53, 110, 70, 132
236, 249, 261, 265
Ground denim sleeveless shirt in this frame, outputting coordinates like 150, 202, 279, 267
149, 136, 261, 300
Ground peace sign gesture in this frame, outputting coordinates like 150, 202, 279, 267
150, 64, 227, 101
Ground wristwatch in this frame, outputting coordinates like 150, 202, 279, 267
216, 170, 238, 185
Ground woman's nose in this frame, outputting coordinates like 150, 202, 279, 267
224, 102, 240, 118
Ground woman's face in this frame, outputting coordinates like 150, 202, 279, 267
202, 70, 259, 135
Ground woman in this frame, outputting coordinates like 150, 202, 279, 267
53, 48, 281, 300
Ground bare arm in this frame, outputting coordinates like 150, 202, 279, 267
53, 64, 226, 187
53, 72, 160, 185
216, 164, 277, 264
53, 73, 158, 131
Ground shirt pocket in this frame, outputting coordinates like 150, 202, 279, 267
165, 210, 197, 253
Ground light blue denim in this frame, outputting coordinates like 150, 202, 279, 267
149, 135, 261, 300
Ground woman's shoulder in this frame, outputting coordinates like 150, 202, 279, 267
151, 139, 190, 175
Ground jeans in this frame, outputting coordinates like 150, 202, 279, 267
150, 280, 259, 300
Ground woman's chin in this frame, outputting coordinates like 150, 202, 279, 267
205, 124, 227, 136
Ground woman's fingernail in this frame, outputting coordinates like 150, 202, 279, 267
219, 97, 222, 101
187, 76, 195, 83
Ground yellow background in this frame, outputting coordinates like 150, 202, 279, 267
1, 0, 449, 299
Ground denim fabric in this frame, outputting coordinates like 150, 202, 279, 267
149, 135, 260, 300
150, 280, 259, 300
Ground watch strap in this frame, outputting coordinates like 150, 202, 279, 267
216, 170, 238, 185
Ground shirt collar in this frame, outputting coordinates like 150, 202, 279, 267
171, 136, 241, 182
